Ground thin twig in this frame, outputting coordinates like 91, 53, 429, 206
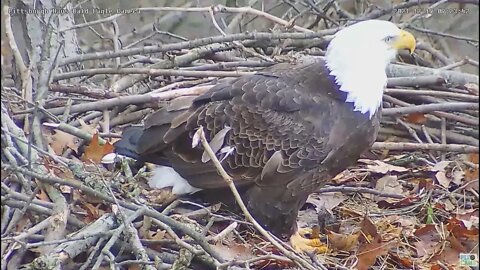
54, 68, 252, 81
383, 102, 478, 116
371, 142, 478, 153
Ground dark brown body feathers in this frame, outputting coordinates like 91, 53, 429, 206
115, 57, 380, 236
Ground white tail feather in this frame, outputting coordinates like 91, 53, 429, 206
148, 166, 201, 195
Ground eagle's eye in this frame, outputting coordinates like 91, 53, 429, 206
384, 35, 396, 42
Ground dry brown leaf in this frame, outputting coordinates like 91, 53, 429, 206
377, 195, 420, 209
403, 112, 428, 124
356, 239, 398, 270
447, 217, 479, 240
385, 215, 417, 237
468, 153, 479, 164
359, 216, 379, 243
331, 170, 358, 184
306, 192, 347, 212
436, 200, 456, 212
464, 180, 479, 192
15, 215, 31, 234
81, 132, 114, 164
211, 242, 254, 261
435, 171, 451, 188
142, 229, 166, 252
430, 243, 465, 268
464, 153, 479, 182
327, 230, 359, 251
49, 130, 79, 155
413, 224, 441, 257
393, 215, 417, 228
36, 187, 51, 202
374, 216, 403, 240
389, 252, 414, 269
363, 160, 409, 174
456, 209, 479, 230
148, 230, 166, 241
415, 178, 435, 193
373, 175, 403, 202
142, 188, 176, 204
42, 158, 75, 194
81, 202, 103, 224
448, 234, 467, 253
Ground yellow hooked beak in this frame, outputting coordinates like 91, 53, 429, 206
393, 30, 416, 54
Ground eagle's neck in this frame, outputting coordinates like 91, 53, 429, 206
325, 48, 388, 119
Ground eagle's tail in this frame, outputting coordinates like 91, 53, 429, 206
113, 126, 143, 160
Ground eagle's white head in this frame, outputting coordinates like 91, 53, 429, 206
325, 20, 416, 118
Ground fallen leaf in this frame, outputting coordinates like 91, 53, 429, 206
464, 153, 479, 184
211, 242, 254, 261
430, 243, 464, 267
15, 215, 31, 234
142, 188, 176, 205
403, 112, 427, 124
81, 132, 114, 164
142, 229, 166, 251
377, 195, 420, 209
374, 216, 403, 240
49, 130, 79, 155
359, 216, 379, 243
331, 170, 358, 184
392, 215, 416, 227
467, 153, 479, 163
416, 178, 435, 192
306, 192, 347, 212
435, 171, 451, 188
456, 209, 479, 229
447, 218, 479, 240
389, 252, 414, 269
448, 234, 467, 253
434, 200, 456, 212
59, 185, 72, 193
452, 169, 465, 186
356, 239, 398, 270
327, 230, 359, 251
364, 160, 409, 174
36, 187, 51, 203
374, 175, 403, 202
413, 224, 441, 257
80, 202, 103, 223
148, 230, 166, 241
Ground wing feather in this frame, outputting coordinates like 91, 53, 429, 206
129, 56, 377, 193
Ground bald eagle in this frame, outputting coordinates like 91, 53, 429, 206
114, 20, 416, 245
